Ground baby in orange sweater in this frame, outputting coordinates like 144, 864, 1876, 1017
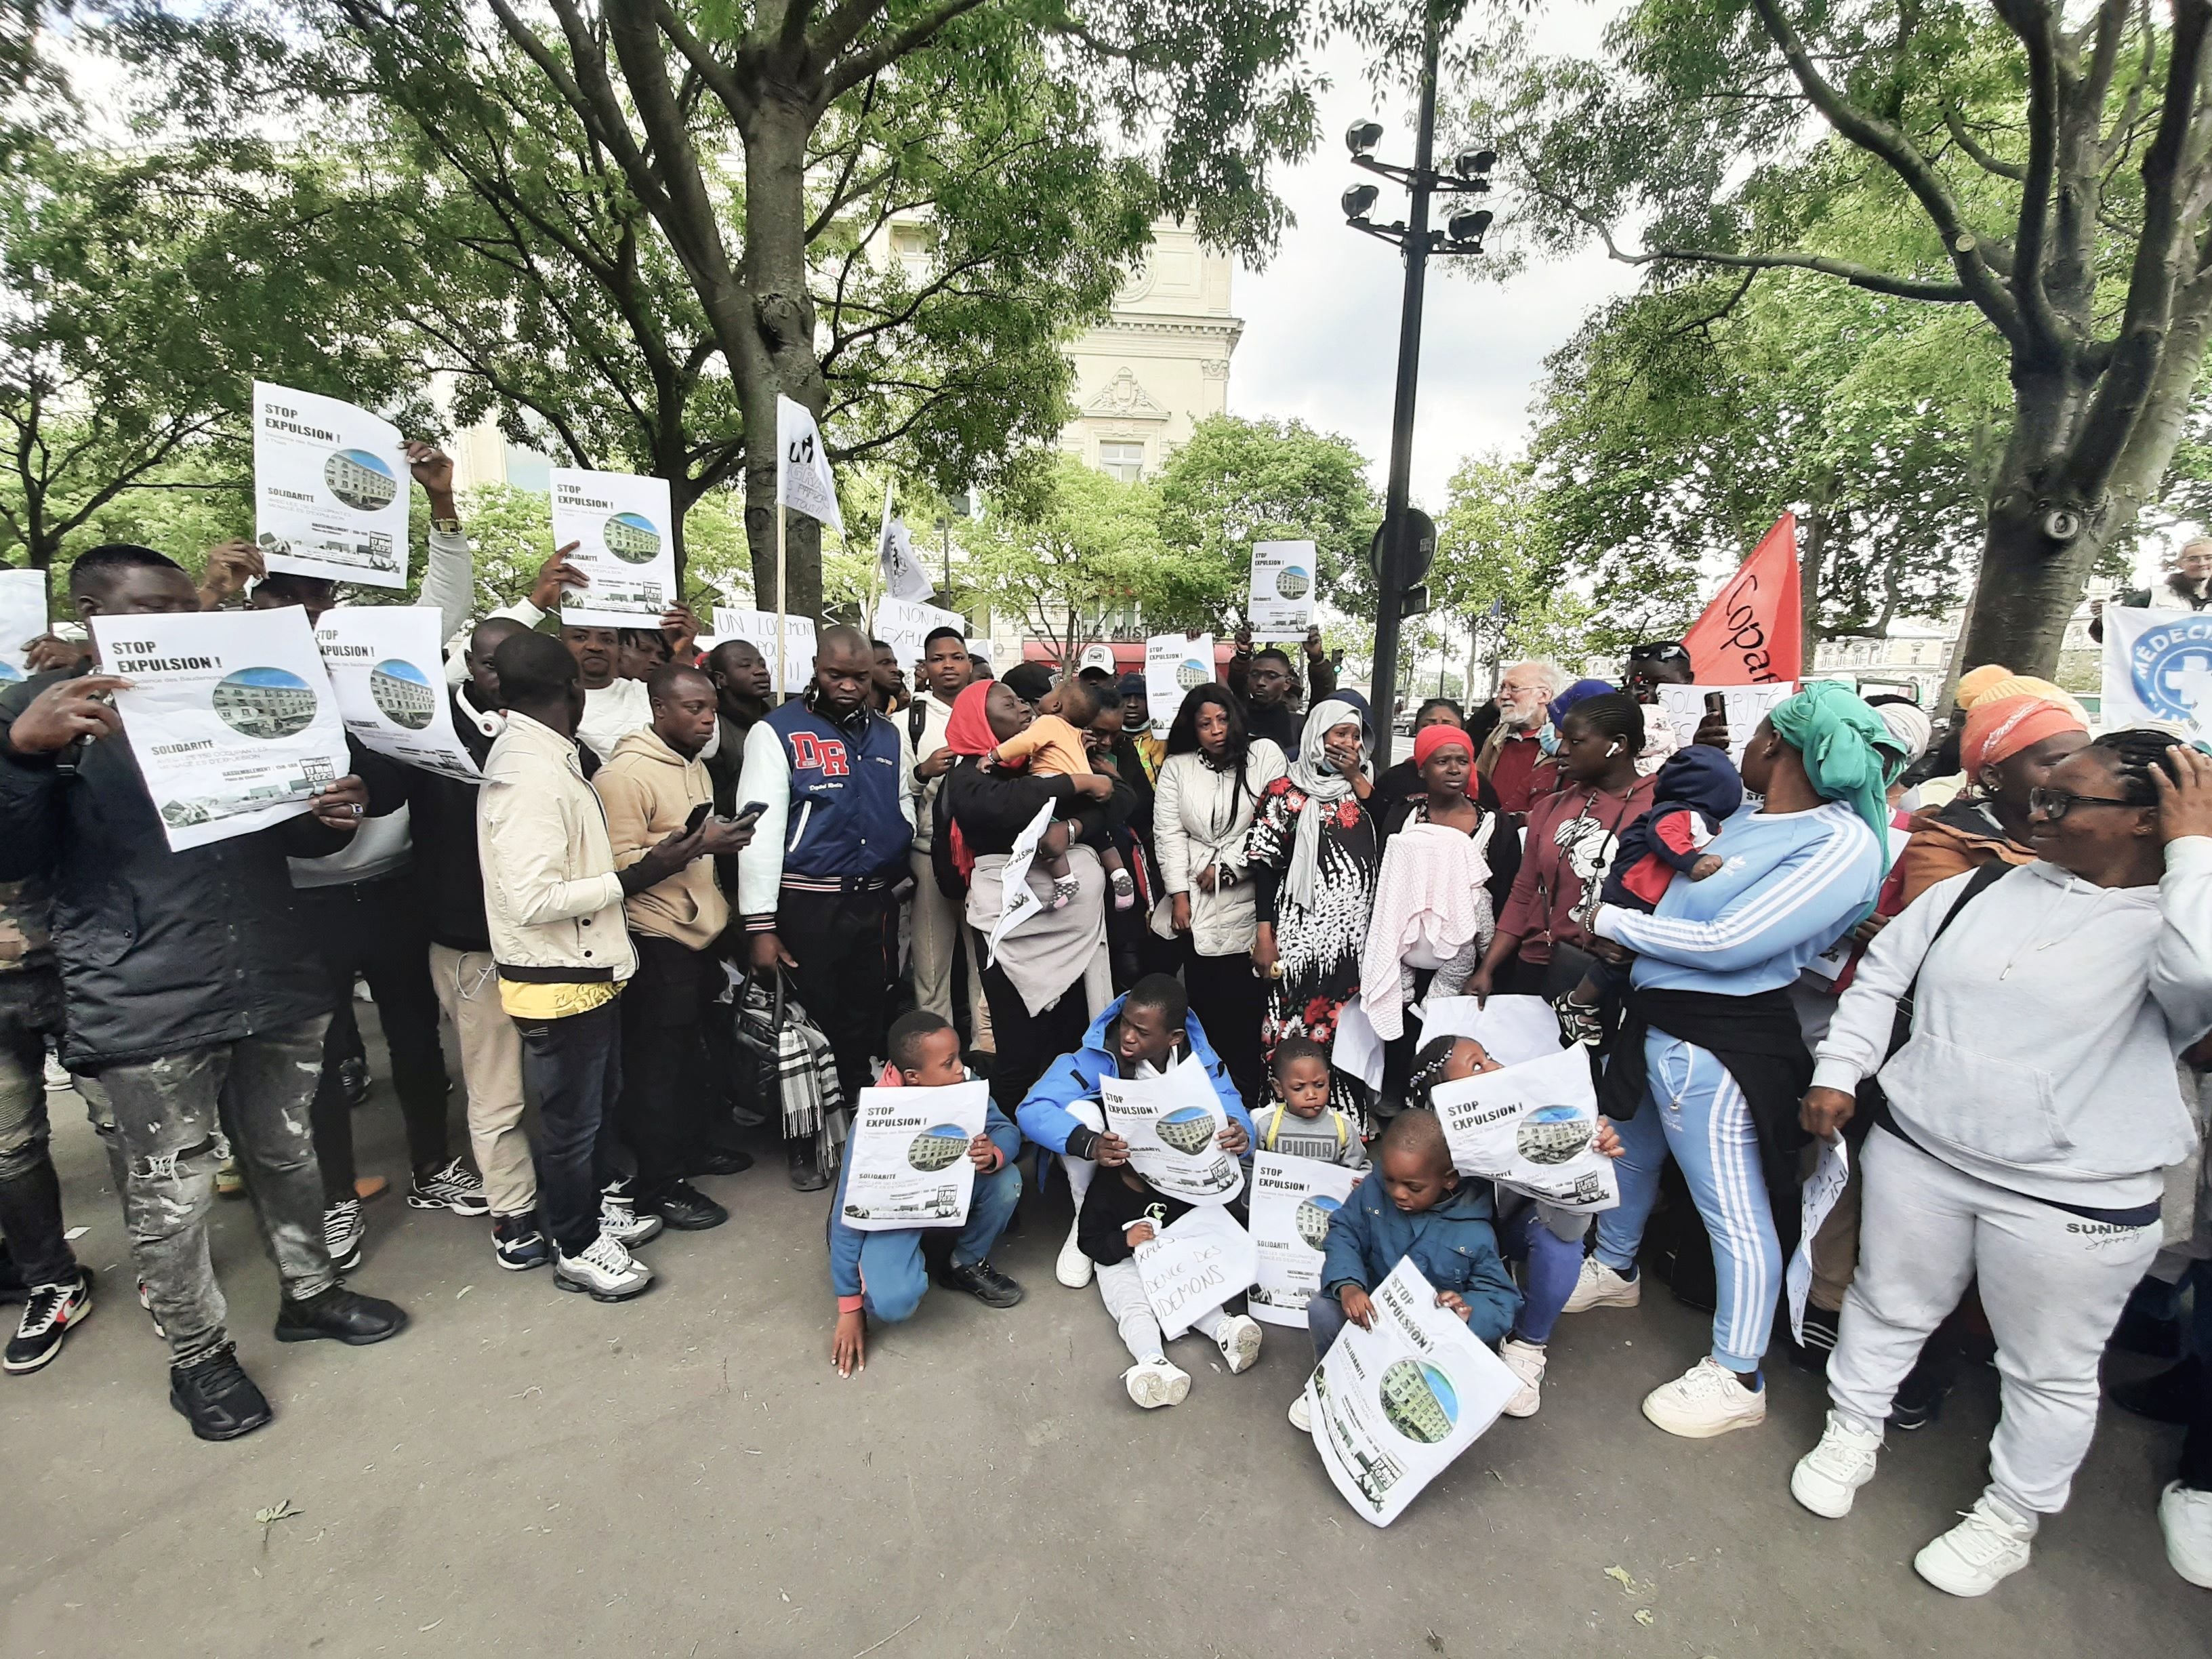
983, 678, 1133, 911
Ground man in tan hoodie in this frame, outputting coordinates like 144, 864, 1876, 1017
594, 663, 754, 1231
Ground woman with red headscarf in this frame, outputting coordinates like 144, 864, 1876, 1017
933, 681, 1129, 1117
1892, 684, 2089, 909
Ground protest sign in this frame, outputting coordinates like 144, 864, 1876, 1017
775, 395, 844, 535
1786, 1136, 1851, 1343
1100, 1054, 1243, 1205
1247, 1153, 1361, 1328
0, 567, 45, 682
1653, 682, 1795, 764
839, 1080, 990, 1232
252, 381, 409, 590
2102, 605, 2212, 745
713, 607, 817, 694
1412, 995, 1566, 1068
1145, 633, 1214, 736
92, 607, 350, 851
315, 607, 480, 781
1431, 1044, 1619, 1213
987, 799, 1058, 956
1248, 540, 1317, 641
874, 483, 932, 602
551, 468, 680, 632
1305, 1257, 1519, 1527
876, 596, 965, 677
1135, 1206, 1258, 1338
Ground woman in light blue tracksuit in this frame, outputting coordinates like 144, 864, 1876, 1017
1565, 686, 1887, 1441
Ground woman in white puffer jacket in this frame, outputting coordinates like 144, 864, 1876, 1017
1149, 683, 1285, 1108
1788, 730, 2212, 1599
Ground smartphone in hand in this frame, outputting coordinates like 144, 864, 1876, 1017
684, 801, 714, 836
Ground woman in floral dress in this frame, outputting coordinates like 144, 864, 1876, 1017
1245, 696, 1380, 1126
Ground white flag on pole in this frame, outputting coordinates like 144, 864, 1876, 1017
2102, 605, 2212, 745
775, 395, 844, 537
876, 482, 933, 602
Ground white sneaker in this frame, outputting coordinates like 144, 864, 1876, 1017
41, 1052, 69, 1091
1641, 1357, 1766, 1439
1288, 1389, 1312, 1432
598, 1193, 663, 1248
1122, 1356, 1190, 1410
1913, 1497, 2034, 1597
1561, 1256, 1641, 1313
2160, 1481, 2212, 1589
1055, 1218, 1093, 1288
1499, 1338, 1547, 1418
1790, 1410, 1883, 1517
554, 1233, 653, 1302
1214, 1314, 1262, 1374
323, 1198, 365, 1273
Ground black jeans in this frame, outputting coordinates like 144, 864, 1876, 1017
776, 886, 895, 1106
1182, 937, 1265, 1112
514, 998, 623, 1258
617, 936, 717, 1193
302, 876, 453, 1201
0, 970, 75, 1288
979, 956, 1090, 1122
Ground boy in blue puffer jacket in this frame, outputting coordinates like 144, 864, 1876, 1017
1016, 974, 1253, 1292
1290, 1110, 1520, 1431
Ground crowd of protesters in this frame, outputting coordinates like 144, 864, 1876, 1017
0, 472, 2207, 1602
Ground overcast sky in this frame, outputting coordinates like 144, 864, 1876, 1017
1231, 8, 1637, 507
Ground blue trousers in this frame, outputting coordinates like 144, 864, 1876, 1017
859, 1163, 1022, 1323
1595, 1033, 1782, 1372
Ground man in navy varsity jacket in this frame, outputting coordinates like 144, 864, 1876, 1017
735, 627, 916, 1188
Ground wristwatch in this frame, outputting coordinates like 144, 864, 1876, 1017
430, 516, 463, 535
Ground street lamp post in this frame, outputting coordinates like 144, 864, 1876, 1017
1343, 6, 1494, 724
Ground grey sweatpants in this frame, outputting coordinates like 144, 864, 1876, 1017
1828, 1129, 2160, 1523
1096, 1258, 1230, 1365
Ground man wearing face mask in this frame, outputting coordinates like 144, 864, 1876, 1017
1477, 660, 1568, 816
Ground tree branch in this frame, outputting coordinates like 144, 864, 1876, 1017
1942, 105, 2028, 181
1992, 0, 2069, 359
821, 0, 991, 105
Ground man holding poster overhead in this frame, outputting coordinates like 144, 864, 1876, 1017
0, 545, 408, 1441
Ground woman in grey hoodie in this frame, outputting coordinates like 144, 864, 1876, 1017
1786, 730, 2212, 1599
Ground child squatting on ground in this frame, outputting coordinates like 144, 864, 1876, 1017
1559, 745, 1745, 1044
981, 676, 1136, 911
1251, 1036, 1369, 1170
828, 1012, 1025, 1378
1289, 1106, 1522, 1431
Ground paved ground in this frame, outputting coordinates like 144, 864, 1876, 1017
1, 1030, 2203, 1659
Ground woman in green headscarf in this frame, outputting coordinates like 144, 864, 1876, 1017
1563, 682, 1891, 1442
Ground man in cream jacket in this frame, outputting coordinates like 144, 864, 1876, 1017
478, 634, 727, 1301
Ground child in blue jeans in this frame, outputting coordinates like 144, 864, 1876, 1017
1291, 1108, 1519, 1430
829, 1012, 1024, 1377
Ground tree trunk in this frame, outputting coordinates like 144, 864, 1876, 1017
737, 94, 829, 626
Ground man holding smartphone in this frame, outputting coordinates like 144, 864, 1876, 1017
593, 663, 756, 1231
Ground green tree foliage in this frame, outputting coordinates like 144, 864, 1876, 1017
1431, 451, 1596, 674
960, 455, 1164, 667
1530, 270, 2011, 662
1151, 415, 1380, 629
1476, 0, 2212, 674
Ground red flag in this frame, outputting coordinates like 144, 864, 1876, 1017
1682, 514, 1802, 684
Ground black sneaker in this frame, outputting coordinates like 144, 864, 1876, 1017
274, 1286, 408, 1346
492, 1212, 552, 1272
696, 1147, 755, 1176
935, 1258, 1025, 1309
407, 1158, 489, 1216
1888, 1364, 1950, 1432
3, 1269, 94, 1374
639, 1181, 729, 1231
786, 1141, 827, 1193
1786, 1305, 1840, 1372
170, 1345, 272, 1441
338, 1054, 371, 1107
2111, 1355, 2204, 1426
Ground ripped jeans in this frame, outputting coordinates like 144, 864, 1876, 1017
91, 1017, 337, 1368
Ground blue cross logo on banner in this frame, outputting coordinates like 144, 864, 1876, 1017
2129, 615, 2212, 724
